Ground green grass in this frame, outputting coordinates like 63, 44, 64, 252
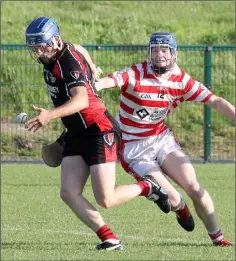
0, 1, 235, 161
2, 163, 235, 260
1, 1, 235, 44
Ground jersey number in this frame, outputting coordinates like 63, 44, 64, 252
157, 93, 164, 99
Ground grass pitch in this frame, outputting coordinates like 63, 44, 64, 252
2, 163, 235, 260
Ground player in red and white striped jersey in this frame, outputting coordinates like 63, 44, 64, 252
96, 32, 235, 246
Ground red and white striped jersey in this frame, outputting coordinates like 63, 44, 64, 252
109, 61, 213, 141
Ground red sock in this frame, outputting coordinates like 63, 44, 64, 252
136, 181, 151, 196
208, 229, 223, 242
96, 225, 119, 242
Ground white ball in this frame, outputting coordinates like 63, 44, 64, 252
17, 112, 28, 124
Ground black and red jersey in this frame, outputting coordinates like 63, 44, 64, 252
43, 42, 107, 133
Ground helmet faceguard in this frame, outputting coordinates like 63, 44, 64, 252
149, 32, 177, 73
25, 17, 62, 64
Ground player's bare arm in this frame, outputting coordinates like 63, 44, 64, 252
95, 77, 116, 91
205, 94, 235, 121
50, 86, 89, 119
26, 86, 88, 132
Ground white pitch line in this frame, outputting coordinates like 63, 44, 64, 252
3, 226, 192, 243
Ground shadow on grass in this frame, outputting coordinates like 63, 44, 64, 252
5, 183, 59, 187
2, 240, 212, 251
2, 241, 92, 251
126, 241, 211, 247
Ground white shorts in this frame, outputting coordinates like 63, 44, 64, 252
120, 129, 182, 180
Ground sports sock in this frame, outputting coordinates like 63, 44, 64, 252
96, 225, 119, 242
136, 181, 151, 196
175, 197, 186, 211
208, 229, 224, 243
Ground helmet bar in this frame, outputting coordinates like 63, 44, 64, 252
26, 23, 55, 36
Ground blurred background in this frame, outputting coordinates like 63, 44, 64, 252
1, 1, 235, 162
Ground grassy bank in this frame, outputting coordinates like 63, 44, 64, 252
1, 1, 235, 161
2, 1, 235, 44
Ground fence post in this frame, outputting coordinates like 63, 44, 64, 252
203, 45, 212, 162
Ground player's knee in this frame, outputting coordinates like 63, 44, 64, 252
60, 189, 70, 203
96, 197, 114, 209
185, 183, 204, 200
60, 188, 78, 203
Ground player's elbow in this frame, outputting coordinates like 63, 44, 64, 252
80, 96, 89, 110
73, 91, 89, 110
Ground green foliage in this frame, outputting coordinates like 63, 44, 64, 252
1, 1, 235, 160
1, 1, 235, 44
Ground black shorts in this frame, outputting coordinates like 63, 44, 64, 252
62, 111, 121, 166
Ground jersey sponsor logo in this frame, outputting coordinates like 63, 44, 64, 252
149, 108, 167, 121
103, 133, 114, 146
70, 71, 80, 80
44, 70, 57, 84
50, 74, 56, 83
140, 93, 151, 99
140, 93, 165, 100
47, 84, 59, 98
136, 108, 149, 120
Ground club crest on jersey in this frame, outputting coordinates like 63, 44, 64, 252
199, 83, 207, 91
103, 133, 114, 146
70, 71, 80, 80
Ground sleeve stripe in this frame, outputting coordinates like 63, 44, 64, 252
201, 93, 213, 103
186, 86, 203, 101
108, 73, 119, 87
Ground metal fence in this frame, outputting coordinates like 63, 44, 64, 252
1, 44, 235, 163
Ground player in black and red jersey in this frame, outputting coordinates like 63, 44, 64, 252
25, 17, 171, 250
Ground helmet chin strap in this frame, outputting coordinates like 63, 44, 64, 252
38, 56, 54, 64
151, 54, 176, 75
152, 64, 171, 74
37, 50, 57, 64
52, 35, 62, 51
149, 46, 177, 75
38, 36, 63, 65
